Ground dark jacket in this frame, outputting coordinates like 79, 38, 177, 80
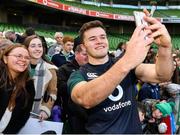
56, 59, 87, 133
0, 80, 35, 134
15, 34, 25, 43
51, 51, 74, 67
56, 59, 80, 116
138, 83, 160, 102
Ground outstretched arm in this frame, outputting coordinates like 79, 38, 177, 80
135, 10, 174, 83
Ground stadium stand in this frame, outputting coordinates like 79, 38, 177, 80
0, 0, 180, 50
1, 23, 180, 50
56, 0, 180, 18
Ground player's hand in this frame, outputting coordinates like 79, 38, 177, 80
123, 24, 154, 68
143, 9, 172, 48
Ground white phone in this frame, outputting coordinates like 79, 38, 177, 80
134, 6, 156, 27
133, 11, 148, 27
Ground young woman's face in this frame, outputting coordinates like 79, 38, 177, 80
28, 38, 43, 60
4, 47, 30, 78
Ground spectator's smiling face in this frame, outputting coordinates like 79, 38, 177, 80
4, 47, 30, 78
28, 38, 43, 60
83, 27, 109, 59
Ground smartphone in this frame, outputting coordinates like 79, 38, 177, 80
134, 6, 156, 27
133, 11, 148, 27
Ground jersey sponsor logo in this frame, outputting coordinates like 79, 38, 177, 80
104, 85, 131, 112
104, 100, 131, 112
87, 72, 98, 79
108, 85, 123, 101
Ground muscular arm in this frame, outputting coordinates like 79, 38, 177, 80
136, 14, 174, 83
135, 46, 173, 83
71, 57, 131, 109
155, 44, 174, 80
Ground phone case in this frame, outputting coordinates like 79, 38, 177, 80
133, 11, 148, 26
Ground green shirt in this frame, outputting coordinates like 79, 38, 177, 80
67, 70, 85, 94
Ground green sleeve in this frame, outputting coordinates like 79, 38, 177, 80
67, 70, 85, 94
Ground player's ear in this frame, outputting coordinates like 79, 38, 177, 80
80, 43, 86, 50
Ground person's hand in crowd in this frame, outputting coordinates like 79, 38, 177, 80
143, 9, 172, 48
39, 111, 48, 121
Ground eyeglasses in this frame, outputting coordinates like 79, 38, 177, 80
7, 54, 30, 61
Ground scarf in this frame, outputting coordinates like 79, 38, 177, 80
30, 59, 57, 114
30, 59, 45, 114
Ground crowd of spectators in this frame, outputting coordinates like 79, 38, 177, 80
0, 15, 180, 134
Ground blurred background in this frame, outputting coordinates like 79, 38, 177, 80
0, 0, 180, 50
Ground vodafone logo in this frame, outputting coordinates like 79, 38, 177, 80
108, 85, 123, 101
